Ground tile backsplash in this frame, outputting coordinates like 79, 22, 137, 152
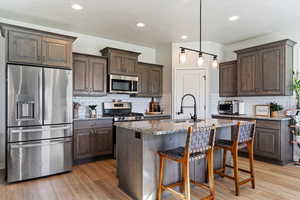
73, 94, 163, 118
220, 95, 297, 115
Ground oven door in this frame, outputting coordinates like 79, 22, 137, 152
109, 75, 138, 94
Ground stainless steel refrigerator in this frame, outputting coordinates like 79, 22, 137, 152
6, 64, 73, 183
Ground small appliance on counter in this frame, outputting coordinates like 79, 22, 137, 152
73, 102, 81, 119
218, 100, 245, 115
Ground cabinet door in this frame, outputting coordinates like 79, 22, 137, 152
255, 128, 280, 160
74, 129, 92, 160
73, 54, 90, 96
149, 67, 162, 96
122, 55, 137, 75
91, 128, 113, 156
8, 30, 42, 64
89, 57, 107, 96
110, 52, 123, 74
219, 61, 237, 97
42, 37, 72, 68
257, 46, 284, 95
137, 64, 150, 96
237, 52, 258, 96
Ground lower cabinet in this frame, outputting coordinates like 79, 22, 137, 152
254, 128, 280, 160
212, 115, 292, 165
74, 120, 113, 162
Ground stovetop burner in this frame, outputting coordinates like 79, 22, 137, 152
102, 102, 144, 122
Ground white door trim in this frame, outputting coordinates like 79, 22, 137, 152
172, 67, 209, 119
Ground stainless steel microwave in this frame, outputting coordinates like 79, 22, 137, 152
109, 74, 138, 94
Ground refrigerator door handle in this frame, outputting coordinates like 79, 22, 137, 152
10, 138, 72, 149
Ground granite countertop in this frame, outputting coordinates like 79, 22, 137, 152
212, 114, 291, 121
143, 114, 171, 118
114, 119, 240, 136
73, 115, 113, 121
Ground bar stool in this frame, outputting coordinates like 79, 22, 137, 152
157, 125, 217, 200
214, 121, 256, 196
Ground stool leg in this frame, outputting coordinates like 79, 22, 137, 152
207, 149, 215, 199
232, 149, 240, 196
180, 162, 185, 194
183, 160, 191, 200
157, 156, 164, 200
222, 149, 227, 177
247, 141, 255, 189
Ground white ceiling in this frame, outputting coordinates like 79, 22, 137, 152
0, 0, 299, 47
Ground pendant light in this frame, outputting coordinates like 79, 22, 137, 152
179, 0, 218, 68
197, 53, 204, 66
212, 56, 218, 68
179, 48, 187, 64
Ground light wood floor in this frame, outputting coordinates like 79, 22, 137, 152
0, 158, 300, 200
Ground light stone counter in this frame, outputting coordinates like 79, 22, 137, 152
114, 118, 239, 135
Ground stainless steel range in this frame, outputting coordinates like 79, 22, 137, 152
102, 102, 144, 122
102, 102, 144, 158
6, 65, 73, 183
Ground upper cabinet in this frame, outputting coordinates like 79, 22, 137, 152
236, 39, 296, 96
1, 23, 76, 69
73, 53, 107, 97
219, 61, 237, 97
100, 47, 141, 76
42, 37, 72, 67
219, 39, 296, 97
136, 62, 163, 97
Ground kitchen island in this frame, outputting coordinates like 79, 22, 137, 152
115, 119, 240, 200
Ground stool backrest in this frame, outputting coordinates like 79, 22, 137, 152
185, 125, 216, 157
235, 121, 256, 144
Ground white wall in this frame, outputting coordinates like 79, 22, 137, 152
222, 30, 300, 114
171, 41, 225, 118
155, 44, 173, 114
0, 17, 158, 169
0, 17, 156, 62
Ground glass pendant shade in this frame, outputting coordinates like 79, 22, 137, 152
212, 57, 218, 68
179, 50, 187, 64
197, 54, 204, 66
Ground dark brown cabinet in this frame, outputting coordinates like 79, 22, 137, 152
73, 53, 107, 97
92, 128, 113, 156
42, 37, 72, 68
136, 62, 163, 97
236, 39, 296, 96
212, 115, 293, 165
74, 129, 92, 160
74, 120, 113, 162
219, 61, 237, 97
2, 24, 76, 68
237, 52, 258, 96
255, 128, 280, 160
100, 47, 140, 76
8, 31, 42, 64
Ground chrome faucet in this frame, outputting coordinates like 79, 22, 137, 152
177, 94, 197, 122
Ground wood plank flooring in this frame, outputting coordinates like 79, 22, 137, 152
0, 158, 300, 200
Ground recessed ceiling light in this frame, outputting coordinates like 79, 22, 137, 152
72, 4, 83, 10
181, 35, 188, 40
136, 22, 145, 28
229, 16, 240, 21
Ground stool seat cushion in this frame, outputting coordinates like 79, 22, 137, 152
215, 139, 247, 149
159, 147, 206, 160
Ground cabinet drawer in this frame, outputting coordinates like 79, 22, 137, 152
74, 119, 112, 130
256, 120, 280, 129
